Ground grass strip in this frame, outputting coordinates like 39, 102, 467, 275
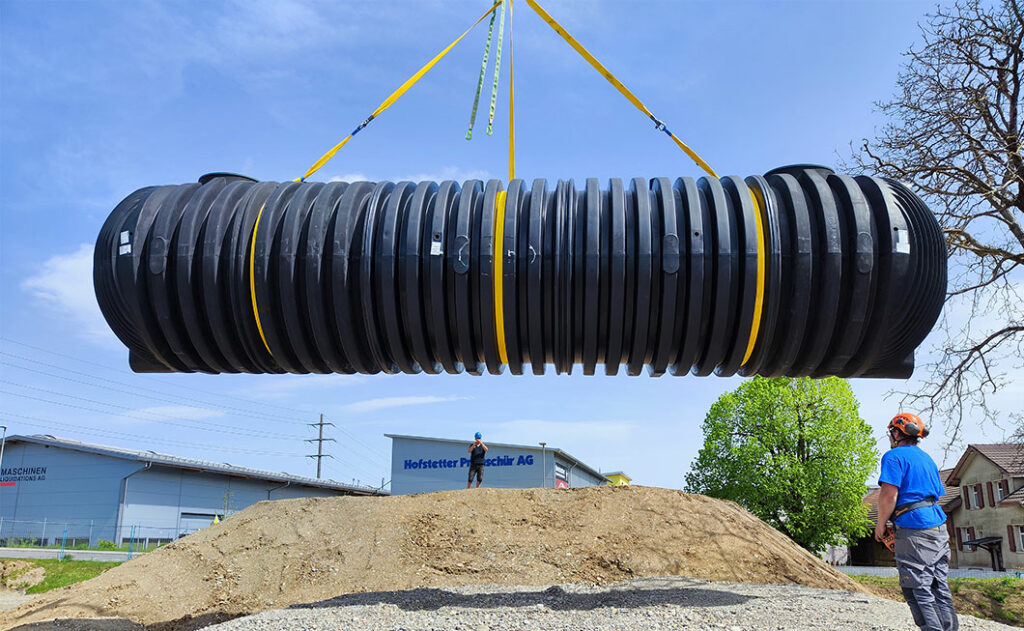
851, 574, 1024, 627
1, 558, 121, 594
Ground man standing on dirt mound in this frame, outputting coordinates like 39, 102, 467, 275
874, 413, 958, 631
467, 432, 487, 489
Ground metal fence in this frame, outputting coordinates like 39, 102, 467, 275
0, 517, 209, 551
838, 565, 1024, 580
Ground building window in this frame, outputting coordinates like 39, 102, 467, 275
960, 528, 972, 546
996, 482, 1006, 502
969, 486, 981, 509
180, 512, 222, 520
1018, 526, 1024, 551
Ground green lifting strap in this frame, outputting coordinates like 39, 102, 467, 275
466, 6, 498, 140
486, 0, 507, 135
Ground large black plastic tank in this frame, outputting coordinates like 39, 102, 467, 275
94, 166, 946, 378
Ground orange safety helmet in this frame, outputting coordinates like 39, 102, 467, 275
888, 413, 929, 438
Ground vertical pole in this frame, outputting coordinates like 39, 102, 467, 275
0, 425, 8, 548
0, 425, 8, 478
317, 414, 324, 479
41, 517, 46, 547
89, 520, 94, 549
59, 524, 67, 561
539, 442, 546, 488
306, 414, 334, 479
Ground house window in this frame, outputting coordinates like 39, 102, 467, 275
969, 486, 981, 509
1018, 526, 1024, 551
996, 482, 1006, 501
959, 527, 972, 548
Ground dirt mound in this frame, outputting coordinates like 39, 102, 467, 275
0, 486, 866, 630
0, 562, 44, 592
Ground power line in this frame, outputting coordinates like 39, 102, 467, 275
0, 351, 308, 425
0, 412, 305, 458
0, 338, 393, 475
0, 337, 316, 416
0, 381, 300, 441
317, 429, 390, 472
321, 458, 383, 489
322, 414, 391, 468
0, 387, 299, 440
322, 414, 386, 453
316, 444, 389, 487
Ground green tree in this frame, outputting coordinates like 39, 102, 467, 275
684, 377, 878, 553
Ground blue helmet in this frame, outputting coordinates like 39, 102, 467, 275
474, 432, 482, 439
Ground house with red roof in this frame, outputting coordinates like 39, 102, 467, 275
945, 444, 1024, 571
853, 444, 1024, 571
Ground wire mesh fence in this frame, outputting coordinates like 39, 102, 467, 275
839, 565, 1024, 580
0, 517, 213, 552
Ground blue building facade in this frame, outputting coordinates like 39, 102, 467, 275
388, 434, 608, 495
0, 435, 385, 547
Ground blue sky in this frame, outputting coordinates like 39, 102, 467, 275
2, 0, 1016, 491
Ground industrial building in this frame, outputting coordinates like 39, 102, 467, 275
0, 434, 386, 547
387, 434, 609, 495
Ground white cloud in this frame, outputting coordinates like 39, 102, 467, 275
490, 418, 638, 445
392, 166, 491, 183
328, 173, 372, 183
236, 374, 368, 400
342, 395, 467, 414
21, 244, 118, 347
213, 0, 340, 59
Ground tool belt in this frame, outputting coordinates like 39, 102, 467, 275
893, 497, 937, 520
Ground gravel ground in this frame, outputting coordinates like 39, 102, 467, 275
200, 576, 1015, 631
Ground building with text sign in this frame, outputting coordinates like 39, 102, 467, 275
0, 434, 386, 548
387, 434, 608, 495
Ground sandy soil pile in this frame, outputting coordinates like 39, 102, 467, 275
0, 562, 44, 592
1, 486, 865, 630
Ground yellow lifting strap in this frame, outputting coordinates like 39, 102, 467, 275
493, 0, 514, 366
741, 188, 767, 366
523, 0, 719, 180
262, 2, 504, 358
293, 1, 504, 183
249, 202, 273, 357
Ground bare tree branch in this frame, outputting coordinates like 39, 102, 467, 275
848, 0, 1024, 443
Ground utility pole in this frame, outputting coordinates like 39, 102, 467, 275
305, 414, 336, 479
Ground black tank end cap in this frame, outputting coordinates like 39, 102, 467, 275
198, 172, 259, 185
763, 164, 836, 179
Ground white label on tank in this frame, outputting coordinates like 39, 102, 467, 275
894, 229, 910, 254
430, 241, 443, 256
119, 244, 132, 255
120, 230, 131, 245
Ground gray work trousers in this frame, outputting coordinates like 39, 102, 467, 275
894, 525, 959, 631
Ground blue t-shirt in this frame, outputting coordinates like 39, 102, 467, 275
878, 445, 946, 529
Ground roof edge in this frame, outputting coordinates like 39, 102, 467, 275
5, 434, 387, 496
386, 433, 608, 481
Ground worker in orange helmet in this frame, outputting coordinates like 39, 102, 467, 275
875, 413, 958, 631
